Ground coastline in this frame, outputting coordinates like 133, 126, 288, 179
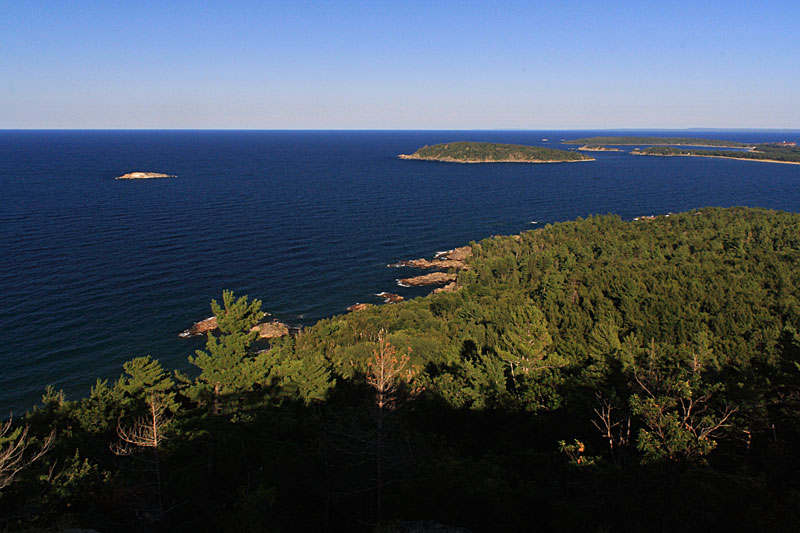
631, 152, 800, 165
566, 141, 753, 148
397, 154, 595, 163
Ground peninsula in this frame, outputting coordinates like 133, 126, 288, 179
116, 172, 176, 180
631, 144, 800, 164
564, 136, 752, 148
399, 141, 593, 163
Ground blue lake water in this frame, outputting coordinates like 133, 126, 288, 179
1, 130, 799, 413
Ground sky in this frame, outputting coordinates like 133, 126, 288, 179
1, 0, 799, 129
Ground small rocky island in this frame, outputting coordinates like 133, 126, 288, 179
399, 141, 593, 163
577, 145, 623, 152
116, 172, 176, 180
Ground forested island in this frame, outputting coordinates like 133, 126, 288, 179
577, 144, 623, 152
399, 141, 593, 163
564, 136, 752, 148
3, 207, 800, 531
632, 144, 800, 164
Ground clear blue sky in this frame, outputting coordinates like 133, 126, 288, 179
2, 0, 798, 129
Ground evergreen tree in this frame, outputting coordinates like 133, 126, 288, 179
188, 290, 265, 412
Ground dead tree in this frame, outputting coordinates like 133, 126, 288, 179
112, 393, 171, 517
366, 332, 420, 526
0, 416, 55, 492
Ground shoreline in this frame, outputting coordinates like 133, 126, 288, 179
565, 141, 753, 148
397, 154, 595, 163
632, 152, 800, 165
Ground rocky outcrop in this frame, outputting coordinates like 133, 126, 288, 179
398, 272, 457, 287
116, 172, 176, 180
376, 292, 405, 304
433, 282, 458, 294
391, 246, 472, 271
253, 321, 289, 339
180, 317, 289, 339
180, 316, 218, 337
347, 303, 374, 312
390, 246, 471, 292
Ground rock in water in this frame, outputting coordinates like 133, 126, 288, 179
376, 292, 405, 304
179, 316, 218, 337
180, 317, 289, 339
116, 172, 175, 180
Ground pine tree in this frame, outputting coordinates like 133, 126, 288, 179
188, 290, 265, 412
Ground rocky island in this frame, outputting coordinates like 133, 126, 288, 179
399, 141, 593, 163
577, 145, 623, 152
116, 172, 176, 180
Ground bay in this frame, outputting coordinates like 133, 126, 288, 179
1, 129, 799, 414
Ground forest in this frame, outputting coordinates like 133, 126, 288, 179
2, 207, 799, 532
564, 136, 750, 147
634, 145, 800, 163
400, 142, 591, 163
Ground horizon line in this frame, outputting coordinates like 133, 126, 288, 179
3, 127, 800, 132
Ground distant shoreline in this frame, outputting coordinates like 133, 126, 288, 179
631, 152, 800, 165
397, 154, 594, 164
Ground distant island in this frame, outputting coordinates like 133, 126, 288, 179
399, 141, 593, 163
564, 136, 752, 148
631, 144, 800, 164
116, 172, 176, 180
577, 145, 623, 152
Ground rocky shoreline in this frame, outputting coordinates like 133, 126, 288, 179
180, 317, 289, 339
630, 150, 800, 165
397, 272, 457, 287
184, 246, 473, 326
392, 245, 471, 290
398, 154, 593, 164
577, 145, 622, 152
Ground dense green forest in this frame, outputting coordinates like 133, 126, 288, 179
564, 136, 751, 147
400, 141, 591, 162
3, 207, 800, 531
634, 145, 800, 163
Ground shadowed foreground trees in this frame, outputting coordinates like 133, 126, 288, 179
2, 208, 800, 531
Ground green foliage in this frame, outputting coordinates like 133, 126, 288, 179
407, 141, 591, 162
188, 290, 267, 407
6, 208, 800, 531
636, 144, 800, 162
564, 136, 750, 147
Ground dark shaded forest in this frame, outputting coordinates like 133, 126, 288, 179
2, 207, 800, 532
